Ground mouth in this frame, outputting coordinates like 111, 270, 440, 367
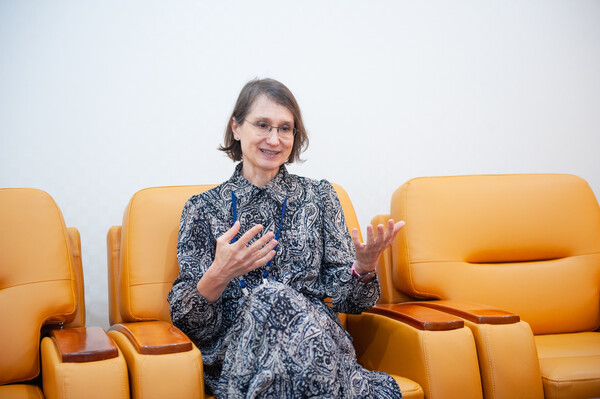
260, 149, 281, 156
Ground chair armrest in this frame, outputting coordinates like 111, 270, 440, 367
368, 303, 464, 331
108, 320, 205, 399
346, 304, 483, 399
411, 300, 544, 399
41, 327, 129, 398
109, 321, 192, 355
50, 326, 118, 362
414, 300, 520, 324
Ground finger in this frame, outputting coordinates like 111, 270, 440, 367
219, 221, 241, 243
351, 228, 363, 249
247, 231, 276, 252
236, 224, 264, 246
365, 224, 375, 247
375, 223, 386, 246
252, 249, 277, 270
383, 220, 405, 246
255, 239, 278, 259
387, 218, 395, 232
390, 220, 405, 237
394, 220, 406, 232
382, 219, 396, 243
245, 243, 278, 273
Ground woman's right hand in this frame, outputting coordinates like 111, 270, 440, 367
197, 221, 278, 302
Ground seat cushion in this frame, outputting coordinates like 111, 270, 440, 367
0, 384, 44, 399
390, 375, 424, 399
535, 332, 600, 399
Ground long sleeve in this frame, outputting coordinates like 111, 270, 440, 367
318, 181, 380, 314
168, 196, 223, 344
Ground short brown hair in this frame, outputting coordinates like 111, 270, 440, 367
219, 78, 309, 163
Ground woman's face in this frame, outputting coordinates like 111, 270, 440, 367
231, 94, 295, 186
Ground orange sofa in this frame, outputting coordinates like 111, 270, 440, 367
374, 174, 600, 399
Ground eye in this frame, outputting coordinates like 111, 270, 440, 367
256, 121, 269, 130
279, 125, 292, 133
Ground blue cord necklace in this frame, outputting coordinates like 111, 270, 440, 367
231, 191, 287, 296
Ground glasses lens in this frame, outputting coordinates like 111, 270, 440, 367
255, 121, 270, 133
278, 125, 295, 137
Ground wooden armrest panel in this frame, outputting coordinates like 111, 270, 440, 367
110, 321, 193, 355
50, 326, 118, 363
415, 300, 520, 325
368, 303, 464, 331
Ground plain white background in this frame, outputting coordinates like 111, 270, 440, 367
1, 1, 599, 328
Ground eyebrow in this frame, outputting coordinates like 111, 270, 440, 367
252, 116, 294, 125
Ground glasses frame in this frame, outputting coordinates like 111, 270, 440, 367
244, 119, 297, 139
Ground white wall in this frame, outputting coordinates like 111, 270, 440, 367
2, 0, 599, 328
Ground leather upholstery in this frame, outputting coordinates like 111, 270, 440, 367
535, 332, 600, 398
108, 326, 204, 399
108, 185, 219, 399
41, 336, 129, 399
383, 174, 600, 399
64, 227, 86, 328
0, 385, 44, 399
110, 185, 217, 325
0, 188, 78, 385
0, 188, 129, 398
347, 311, 481, 398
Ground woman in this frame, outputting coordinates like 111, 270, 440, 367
168, 78, 404, 398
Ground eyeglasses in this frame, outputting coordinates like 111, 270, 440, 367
245, 120, 297, 139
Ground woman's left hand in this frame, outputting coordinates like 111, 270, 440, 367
351, 219, 405, 276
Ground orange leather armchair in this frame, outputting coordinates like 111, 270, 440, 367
0, 188, 129, 399
107, 184, 483, 399
376, 174, 600, 399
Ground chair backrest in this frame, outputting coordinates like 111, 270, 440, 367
0, 188, 77, 385
111, 183, 361, 325
391, 174, 600, 335
114, 185, 216, 324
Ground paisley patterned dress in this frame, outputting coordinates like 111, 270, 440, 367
168, 163, 401, 398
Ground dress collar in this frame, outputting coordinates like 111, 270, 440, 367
224, 162, 291, 204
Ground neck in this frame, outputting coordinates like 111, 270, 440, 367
241, 166, 279, 188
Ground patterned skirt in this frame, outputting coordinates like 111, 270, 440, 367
209, 281, 402, 399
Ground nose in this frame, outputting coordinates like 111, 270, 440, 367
265, 128, 281, 145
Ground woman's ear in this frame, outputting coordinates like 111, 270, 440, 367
231, 117, 240, 141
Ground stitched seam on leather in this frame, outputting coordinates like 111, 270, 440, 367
401, 182, 416, 295
128, 281, 172, 287
2, 278, 73, 289
485, 326, 497, 399
410, 251, 600, 264
421, 332, 433, 397
124, 191, 138, 321
542, 375, 600, 383
402, 179, 431, 298
541, 353, 600, 359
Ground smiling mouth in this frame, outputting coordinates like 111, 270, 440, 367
260, 149, 280, 156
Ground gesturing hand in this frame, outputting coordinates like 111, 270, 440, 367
351, 219, 405, 276
197, 221, 278, 302
212, 221, 278, 281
